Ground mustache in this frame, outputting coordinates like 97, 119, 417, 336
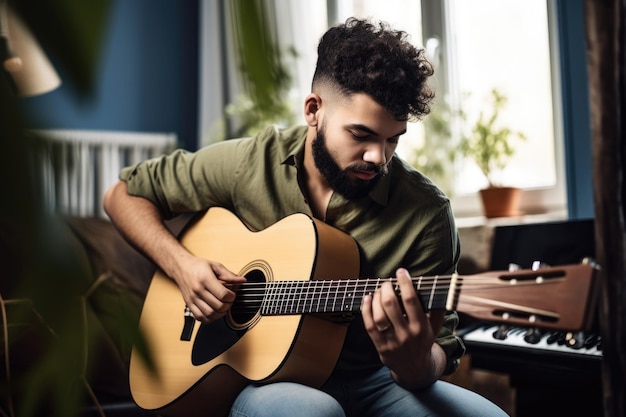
349, 162, 390, 176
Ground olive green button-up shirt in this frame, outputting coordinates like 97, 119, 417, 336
120, 125, 465, 375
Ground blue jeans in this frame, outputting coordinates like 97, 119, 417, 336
229, 366, 509, 417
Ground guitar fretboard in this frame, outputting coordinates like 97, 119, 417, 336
232, 276, 460, 316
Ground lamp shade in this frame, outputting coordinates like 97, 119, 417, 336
2, 4, 61, 97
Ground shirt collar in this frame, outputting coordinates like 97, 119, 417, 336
280, 126, 307, 168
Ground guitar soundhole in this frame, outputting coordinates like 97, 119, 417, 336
228, 263, 269, 330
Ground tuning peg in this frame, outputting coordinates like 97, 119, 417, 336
582, 257, 601, 270
531, 260, 550, 270
523, 328, 542, 344
508, 263, 520, 272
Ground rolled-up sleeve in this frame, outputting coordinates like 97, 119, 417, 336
119, 140, 243, 219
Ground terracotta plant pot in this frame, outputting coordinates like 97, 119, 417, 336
479, 186, 522, 218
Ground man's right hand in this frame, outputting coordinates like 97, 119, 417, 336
103, 181, 246, 324
172, 255, 246, 323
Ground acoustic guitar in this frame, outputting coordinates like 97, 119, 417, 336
129, 207, 598, 417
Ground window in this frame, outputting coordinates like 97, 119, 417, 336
200, 0, 567, 220
437, 0, 567, 219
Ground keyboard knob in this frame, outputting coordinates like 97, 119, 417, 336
492, 325, 509, 340
546, 332, 560, 344
583, 333, 599, 349
566, 331, 585, 349
523, 328, 542, 344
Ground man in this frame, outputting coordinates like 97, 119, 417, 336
104, 18, 507, 417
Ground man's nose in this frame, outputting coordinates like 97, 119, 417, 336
363, 143, 387, 167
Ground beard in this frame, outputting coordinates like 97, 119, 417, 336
312, 126, 387, 200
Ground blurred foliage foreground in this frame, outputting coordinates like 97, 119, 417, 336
0, 1, 117, 416
1, 1, 292, 416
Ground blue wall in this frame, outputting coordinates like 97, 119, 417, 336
21, 0, 199, 150
556, 0, 595, 219
18, 0, 594, 219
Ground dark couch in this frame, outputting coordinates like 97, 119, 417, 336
1, 214, 190, 417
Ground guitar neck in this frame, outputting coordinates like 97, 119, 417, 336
237, 275, 459, 316
232, 263, 598, 332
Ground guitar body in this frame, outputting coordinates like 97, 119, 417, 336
129, 208, 360, 417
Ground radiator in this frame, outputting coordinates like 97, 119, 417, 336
32, 129, 178, 218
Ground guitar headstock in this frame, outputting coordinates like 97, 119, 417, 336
455, 261, 600, 331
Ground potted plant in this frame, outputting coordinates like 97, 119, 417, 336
459, 88, 526, 218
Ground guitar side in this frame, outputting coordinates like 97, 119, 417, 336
129, 208, 360, 417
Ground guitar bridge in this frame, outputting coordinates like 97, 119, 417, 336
180, 306, 195, 341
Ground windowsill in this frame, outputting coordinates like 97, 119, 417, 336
454, 209, 568, 229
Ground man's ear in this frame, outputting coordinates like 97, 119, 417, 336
304, 93, 322, 127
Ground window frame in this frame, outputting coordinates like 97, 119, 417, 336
421, 0, 568, 220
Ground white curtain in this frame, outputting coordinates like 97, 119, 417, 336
198, 0, 327, 147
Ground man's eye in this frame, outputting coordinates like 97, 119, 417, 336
351, 132, 369, 140
388, 137, 400, 144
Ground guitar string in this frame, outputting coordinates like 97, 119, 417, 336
232, 281, 451, 311
230, 278, 533, 294
229, 282, 539, 300
231, 280, 452, 314
227, 277, 558, 314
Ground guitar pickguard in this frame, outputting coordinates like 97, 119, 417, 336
192, 321, 247, 365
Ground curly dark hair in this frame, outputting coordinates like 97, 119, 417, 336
313, 18, 434, 121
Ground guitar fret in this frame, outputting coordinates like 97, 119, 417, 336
329, 281, 336, 312
341, 280, 349, 311
273, 281, 280, 315
305, 280, 313, 313
374, 278, 381, 299
308, 282, 315, 312
348, 279, 357, 311
428, 276, 438, 311
280, 282, 289, 314
263, 281, 274, 315
297, 281, 305, 314
278, 281, 289, 314
291, 281, 302, 314
346, 280, 353, 311
297, 281, 304, 313
337, 281, 344, 312
282, 281, 291, 314
314, 281, 323, 313
271, 281, 280, 315
283, 282, 291, 314
259, 282, 268, 313
320, 281, 329, 313
272, 282, 281, 315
